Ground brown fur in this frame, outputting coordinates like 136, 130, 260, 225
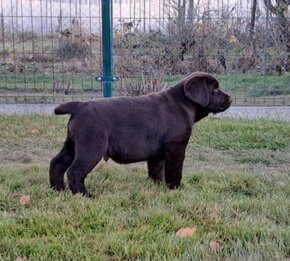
49, 72, 232, 197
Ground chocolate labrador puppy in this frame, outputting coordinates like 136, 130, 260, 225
49, 72, 232, 197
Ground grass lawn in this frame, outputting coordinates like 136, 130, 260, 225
1, 72, 289, 105
1, 72, 289, 94
0, 116, 290, 260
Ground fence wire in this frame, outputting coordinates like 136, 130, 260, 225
0, 0, 290, 105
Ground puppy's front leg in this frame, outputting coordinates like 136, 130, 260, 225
164, 142, 186, 189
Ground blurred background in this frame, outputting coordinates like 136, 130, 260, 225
0, 0, 289, 105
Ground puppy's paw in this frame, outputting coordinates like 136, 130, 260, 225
167, 182, 180, 190
148, 176, 164, 185
72, 189, 95, 199
51, 183, 66, 192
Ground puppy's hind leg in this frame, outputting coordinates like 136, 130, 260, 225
49, 139, 74, 191
147, 158, 165, 184
67, 140, 106, 198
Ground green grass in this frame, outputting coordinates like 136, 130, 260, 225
1, 72, 289, 95
163, 73, 290, 106
0, 74, 101, 91
0, 72, 289, 105
0, 116, 290, 260
163, 72, 290, 96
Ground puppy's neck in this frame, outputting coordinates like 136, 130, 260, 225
194, 106, 210, 123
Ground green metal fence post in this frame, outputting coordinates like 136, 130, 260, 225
101, 0, 112, 97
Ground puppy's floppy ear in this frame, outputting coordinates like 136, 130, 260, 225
184, 75, 209, 107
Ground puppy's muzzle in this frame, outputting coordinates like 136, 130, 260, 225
219, 93, 232, 112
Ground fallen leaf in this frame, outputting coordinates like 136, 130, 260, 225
19, 195, 30, 206
7, 52, 14, 60
176, 227, 197, 238
209, 240, 220, 252
30, 128, 39, 135
229, 35, 237, 44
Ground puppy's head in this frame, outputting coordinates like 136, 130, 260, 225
183, 72, 232, 113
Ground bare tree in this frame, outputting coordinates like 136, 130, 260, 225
249, 0, 257, 49
165, 0, 199, 59
263, 0, 290, 70
187, 0, 194, 23
176, 0, 186, 31
263, 0, 290, 43
0, 13, 4, 41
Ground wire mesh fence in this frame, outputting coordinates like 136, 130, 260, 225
0, 0, 290, 105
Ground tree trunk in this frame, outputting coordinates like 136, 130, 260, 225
249, 0, 257, 50
0, 13, 4, 42
176, 0, 186, 35
176, 0, 182, 30
187, 0, 194, 26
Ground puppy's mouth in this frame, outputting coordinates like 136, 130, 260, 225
211, 97, 232, 114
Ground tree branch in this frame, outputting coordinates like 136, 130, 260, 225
263, 0, 280, 15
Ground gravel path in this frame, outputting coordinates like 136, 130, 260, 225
213, 106, 290, 122
0, 104, 290, 122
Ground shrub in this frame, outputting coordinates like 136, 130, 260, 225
57, 40, 89, 59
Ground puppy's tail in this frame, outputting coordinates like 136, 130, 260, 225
54, 101, 83, 115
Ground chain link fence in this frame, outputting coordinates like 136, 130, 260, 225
1, 0, 290, 105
